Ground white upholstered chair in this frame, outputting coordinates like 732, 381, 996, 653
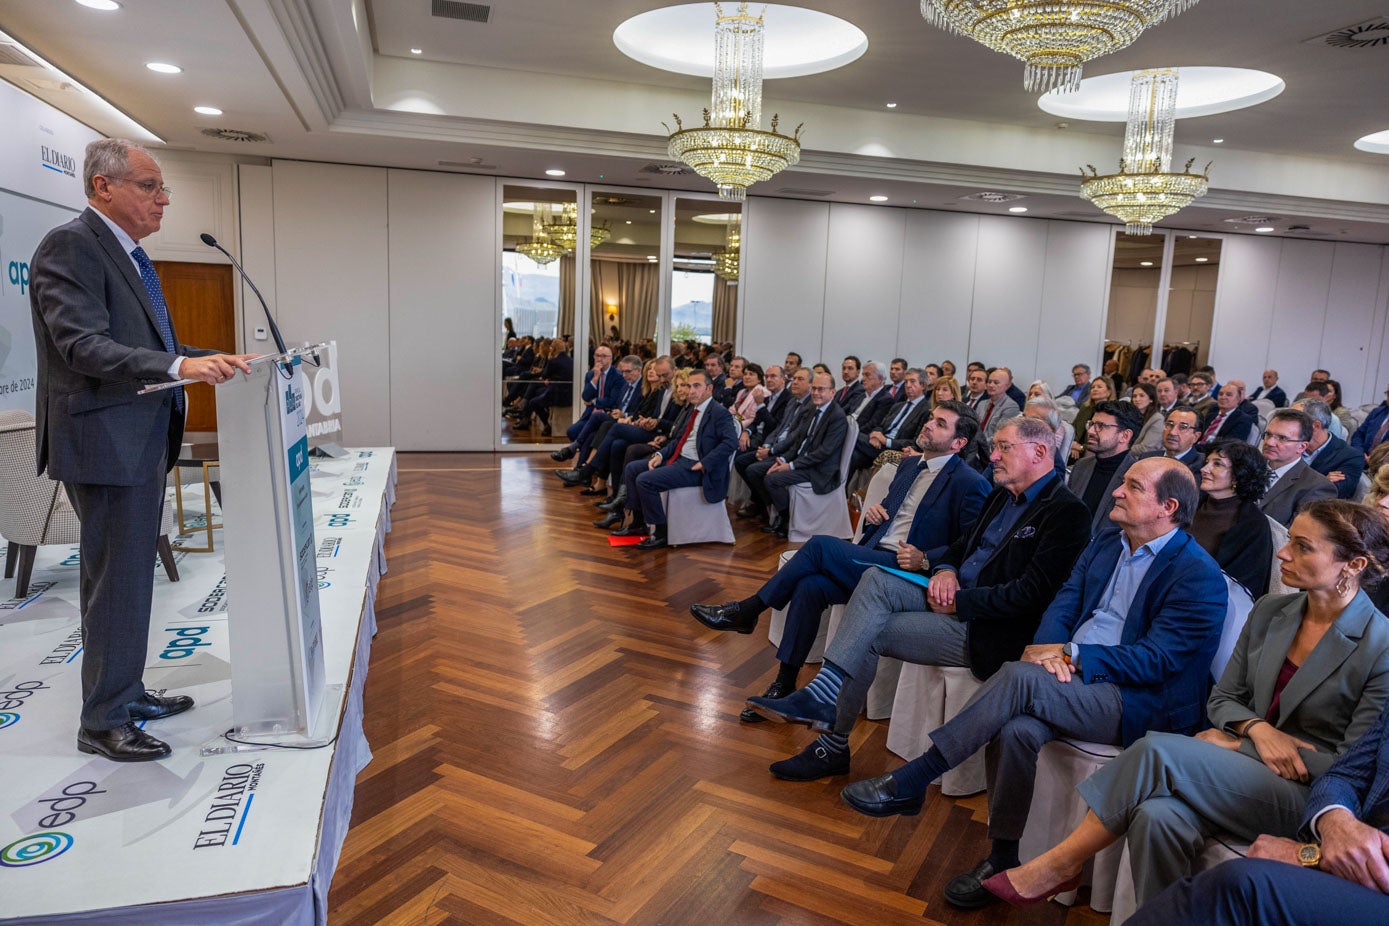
786, 419, 859, 543
661, 458, 736, 546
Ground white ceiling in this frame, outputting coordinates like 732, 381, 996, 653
2, 0, 1388, 241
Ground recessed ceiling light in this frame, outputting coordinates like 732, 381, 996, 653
625, 220, 633, 225
545, 168, 565, 177
75, 0, 121, 10
410, 48, 423, 55
1140, 260, 1154, 267
1009, 206, 1028, 214
1255, 226, 1275, 233
649, 209, 656, 214
1213, 138, 1224, 144
146, 62, 182, 74
1194, 257, 1209, 262
646, 255, 658, 261
885, 101, 897, 109
1187, 235, 1198, 239
869, 195, 888, 202
193, 105, 222, 116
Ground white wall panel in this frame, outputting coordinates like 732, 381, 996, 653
1210, 235, 1281, 386
1319, 243, 1383, 405
387, 170, 497, 450
237, 164, 276, 355
740, 197, 829, 367
898, 211, 978, 372
821, 204, 905, 371
968, 217, 1049, 384
271, 160, 391, 445
1036, 221, 1110, 391
1265, 240, 1335, 391
1372, 252, 1389, 406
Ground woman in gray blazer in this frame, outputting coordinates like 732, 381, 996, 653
982, 499, 1389, 907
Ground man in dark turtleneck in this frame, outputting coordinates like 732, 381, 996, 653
1067, 401, 1142, 535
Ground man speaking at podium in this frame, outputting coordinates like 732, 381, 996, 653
30, 139, 255, 762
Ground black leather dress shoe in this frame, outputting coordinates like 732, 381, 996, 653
77, 722, 172, 762
740, 678, 792, 723
610, 523, 648, 537
762, 514, 789, 538
597, 493, 625, 511
557, 469, 591, 487
840, 773, 925, 817
944, 859, 1001, 909
593, 511, 624, 529
550, 444, 577, 462
635, 529, 668, 550
579, 485, 607, 496
690, 601, 757, 634
127, 691, 194, 721
770, 740, 850, 781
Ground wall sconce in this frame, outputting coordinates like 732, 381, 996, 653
605, 303, 619, 327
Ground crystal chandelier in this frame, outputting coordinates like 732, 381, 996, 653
920, 1, 1202, 93
514, 204, 564, 265
543, 202, 610, 253
714, 215, 741, 280
666, 2, 803, 201
1080, 68, 1210, 235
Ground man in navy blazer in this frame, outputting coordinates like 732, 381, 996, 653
1128, 703, 1389, 925
30, 139, 253, 761
557, 344, 623, 446
691, 401, 988, 717
1298, 398, 1367, 499
839, 456, 1226, 910
622, 369, 738, 550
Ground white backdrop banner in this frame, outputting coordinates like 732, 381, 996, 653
0, 78, 102, 415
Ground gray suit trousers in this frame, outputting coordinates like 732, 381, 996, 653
822, 568, 970, 734
1078, 730, 1311, 906
66, 472, 167, 730
929, 661, 1123, 841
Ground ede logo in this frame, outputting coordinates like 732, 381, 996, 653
0, 712, 19, 730
0, 832, 74, 867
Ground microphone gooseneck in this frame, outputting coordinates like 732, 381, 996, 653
199, 233, 288, 355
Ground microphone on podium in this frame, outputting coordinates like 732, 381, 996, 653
199, 233, 289, 356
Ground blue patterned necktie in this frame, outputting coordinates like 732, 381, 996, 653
861, 457, 927, 547
130, 246, 183, 412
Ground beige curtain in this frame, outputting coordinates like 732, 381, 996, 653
589, 259, 659, 342
558, 255, 576, 337
712, 276, 738, 345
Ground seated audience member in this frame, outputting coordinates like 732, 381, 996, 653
555, 354, 644, 470
737, 365, 792, 451
963, 367, 989, 413
837, 457, 1226, 910
1155, 377, 1181, 420
1027, 380, 1055, 401
986, 500, 1389, 910
559, 355, 663, 491
610, 370, 738, 550
729, 361, 768, 423
847, 360, 893, 428
931, 375, 962, 408
939, 359, 957, 381
848, 368, 930, 476
1069, 377, 1113, 460
1200, 379, 1258, 443
884, 358, 909, 401
1146, 406, 1206, 479
596, 370, 691, 521
1184, 372, 1217, 422
1327, 379, 1357, 435
690, 402, 988, 721
1352, 382, 1389, 460
922, 363, 940, 391
703, 353, 729, 404
580, 360, 680, 508
1102, 359, 1125, 398
1061, 364, 1091, 404
978, 367, 1022, 443
1070, 400, 1143, 534
508, 338, 573, 436
1298, 398, 1367, 500
557, 344, 623, 452
1261, 409, 1338, 527
744, 371, 848, 539
734, 369, 813, 521
811, 362, 833, 381
1365, 461, 1389, 514
1192, 440, 1275, 596
1129, 382, 1164, 453
1126, 706, 1389, 926
1171, 373, 1191, 405
1250, 368, 1288, 408
747, 415, 1090, 781
1302, 380, 1348, 440
982, 398, 1067, 482
783, 351, 802, 376
835, 355, 864, 411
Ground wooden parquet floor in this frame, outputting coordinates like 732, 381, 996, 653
326, 453, 1110, 926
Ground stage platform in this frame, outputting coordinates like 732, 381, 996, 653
0, 448, 396, 925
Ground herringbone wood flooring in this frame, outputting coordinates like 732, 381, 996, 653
327, 453, 1110, 926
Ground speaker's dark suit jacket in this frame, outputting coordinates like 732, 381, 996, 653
1308, 434, 1366, 500
1034, 528, 1228, 746
782, 400, 850, 494
31, 208, 214, 484
935, 471, 1093, 680
655, 400, 739, 501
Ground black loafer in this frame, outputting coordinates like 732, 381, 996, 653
840, 773, 924, 817
550, 445, 577, 462
610, 523, 648, 537
593, 511, 624, 529
635, 534, 668, 550
770, 741, 849, 781
690, 602, 757, 634
127, 691, 194, 721
77, 722, 172, 762
944, 859, 1000, 909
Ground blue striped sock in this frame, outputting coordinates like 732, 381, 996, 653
802, 660, 846, 707
815, 731, 849, 755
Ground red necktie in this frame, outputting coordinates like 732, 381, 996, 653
666, 409, 697, 464
1203, 412, 1226, 442
981, 401, 995, 431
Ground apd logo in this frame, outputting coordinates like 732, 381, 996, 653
0, 712, 19, 730
0, 832, 74, 867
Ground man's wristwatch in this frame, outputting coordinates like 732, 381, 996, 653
1297, 843, 1322, 868
1061, 642, 1078, 665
